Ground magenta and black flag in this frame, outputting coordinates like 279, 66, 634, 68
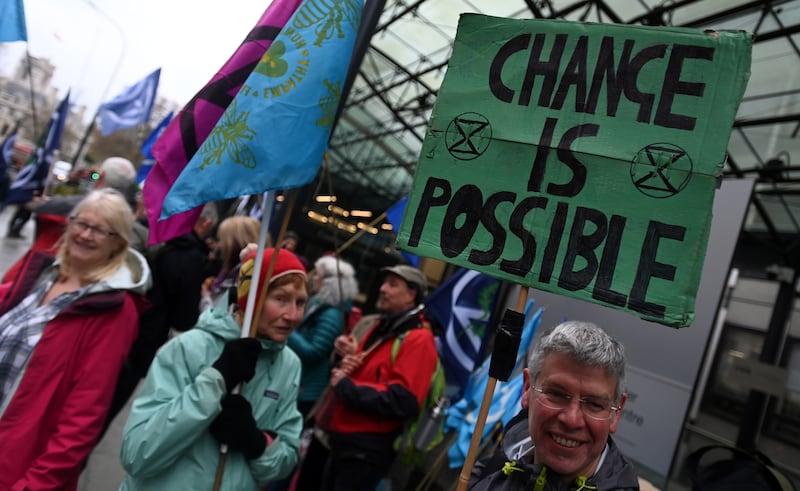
154, 0, 363, 239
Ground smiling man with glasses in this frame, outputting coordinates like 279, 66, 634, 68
470, 321, 640, 490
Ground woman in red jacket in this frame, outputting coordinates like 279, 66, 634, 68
0, 188, 151, 491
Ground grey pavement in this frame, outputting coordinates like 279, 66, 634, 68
0, 204, 35, 272
0, 205, 133, 491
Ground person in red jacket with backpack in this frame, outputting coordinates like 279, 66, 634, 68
297, 264, 438, 491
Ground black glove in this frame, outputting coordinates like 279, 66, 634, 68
212, 338, 262, 392
210, 394, 267, 459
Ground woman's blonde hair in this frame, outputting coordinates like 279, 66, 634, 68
216, 216, 262, 271
56, 188, 133, 283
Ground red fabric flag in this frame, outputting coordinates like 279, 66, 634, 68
144, 0, 303, 244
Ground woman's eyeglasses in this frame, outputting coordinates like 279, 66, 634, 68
531, 386, 619, 420
69, 216, 118, 239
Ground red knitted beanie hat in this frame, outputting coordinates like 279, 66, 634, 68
237, 247, 307, 310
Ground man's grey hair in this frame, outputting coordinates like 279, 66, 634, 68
199, 202, 219, 226
528, 320, 626, 401
99, 157, 136, 192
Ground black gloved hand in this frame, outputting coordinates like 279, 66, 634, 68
210, 394, 267, 459
212, 338, 262, 392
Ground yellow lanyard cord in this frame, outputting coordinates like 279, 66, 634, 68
500, 461, 595, 491
574, 475, 597, 491
501, 461, 525, 476
533, 466, 547, 491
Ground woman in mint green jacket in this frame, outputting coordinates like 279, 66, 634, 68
120, 248, 308, 491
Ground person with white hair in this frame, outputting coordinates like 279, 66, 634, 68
287, 254, 360, 417
34, 156, 138, 215
94, 156, 137, 195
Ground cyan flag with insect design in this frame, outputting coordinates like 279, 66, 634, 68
160, 0, 363, 219
144, 0, 304, 245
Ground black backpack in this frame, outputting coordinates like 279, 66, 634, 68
685, 445, 795, 491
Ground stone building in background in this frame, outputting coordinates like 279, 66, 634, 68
0, 55, 86, 166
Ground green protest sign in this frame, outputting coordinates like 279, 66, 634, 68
396, 15, 752, 327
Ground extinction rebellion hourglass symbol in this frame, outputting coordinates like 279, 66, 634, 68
630, 143, 693, 198
445, 112, 492, 161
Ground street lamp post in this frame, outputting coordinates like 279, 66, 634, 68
71, 0, 127, 165
86, 0, 127, 105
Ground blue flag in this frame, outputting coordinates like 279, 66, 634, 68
141, 111, 173, 159
0, 0, 27, 42
159, 0, 363, 219
98, 68, 161, 136
445, 366, 525, 468
137, 111, 173, 184
5, 93, 70, 205
136, 162, 152, 186
386, 196, 420, 266
425, 268, 502, 395
1, 123, 18, 178
0, 122, 18, 202
443, 299, 543, 468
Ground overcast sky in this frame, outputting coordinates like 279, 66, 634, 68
1, 0, 273, 119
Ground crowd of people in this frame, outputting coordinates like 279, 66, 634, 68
0, 155, 640, 490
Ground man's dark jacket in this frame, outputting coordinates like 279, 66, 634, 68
469, 410, 640, 491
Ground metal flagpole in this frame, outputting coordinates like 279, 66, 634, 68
24, 50, 38, 137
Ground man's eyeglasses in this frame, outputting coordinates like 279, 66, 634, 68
69, 216, 118, 239
531, 386, 619, 421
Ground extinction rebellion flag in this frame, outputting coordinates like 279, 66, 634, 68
144, 0, 305, 244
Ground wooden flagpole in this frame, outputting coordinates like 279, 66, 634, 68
333, 210, 388, 255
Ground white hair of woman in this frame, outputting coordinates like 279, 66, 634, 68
312, 255, 359, 306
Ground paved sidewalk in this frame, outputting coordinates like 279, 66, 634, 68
0, 204, 34, 274
78, 393, 134, 491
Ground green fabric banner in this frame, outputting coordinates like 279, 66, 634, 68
397, 15, 752, 327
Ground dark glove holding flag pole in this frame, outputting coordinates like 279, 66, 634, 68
210, 394, 268, 459
212, 338, 262, 393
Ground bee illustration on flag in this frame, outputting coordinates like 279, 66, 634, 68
162, 0, 362, 216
